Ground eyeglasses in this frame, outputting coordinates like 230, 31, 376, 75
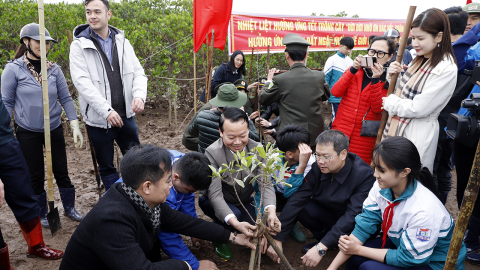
314, 151, 341, 162
367, 49, 390, 59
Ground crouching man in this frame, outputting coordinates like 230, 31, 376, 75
60, 144, 255, 270
199, 107, 280, 260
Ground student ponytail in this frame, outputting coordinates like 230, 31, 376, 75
372, 136, 440, 199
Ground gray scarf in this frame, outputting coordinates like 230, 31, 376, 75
121, 183, 161, 231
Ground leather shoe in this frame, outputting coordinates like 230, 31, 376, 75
302, 242, 317, 254
466, 253, 480, 265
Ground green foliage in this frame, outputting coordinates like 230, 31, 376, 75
0, 1, 364, 108
209, 143, 291, 210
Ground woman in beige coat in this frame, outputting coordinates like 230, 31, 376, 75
382, 8, 457, 172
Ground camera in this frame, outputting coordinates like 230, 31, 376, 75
471, 60, 480, 85
446, 93, 480, 147
361, 56, 377, 68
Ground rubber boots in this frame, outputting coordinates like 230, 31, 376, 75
0, 243, 13, 270
464, 215, 480, 254
211, 220, 233, 261
35, 192, 49, 228
18, 216, 63, 260
213, 241, 233, 261
290, 222, 306, 243
101, 172, 119, 191
59, 187, 84, 222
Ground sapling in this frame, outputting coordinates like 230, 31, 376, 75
209, 142, 294, 270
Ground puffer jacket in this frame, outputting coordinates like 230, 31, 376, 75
331, 67, 387, 164
70, 24, 147, 128
187, 109, 259, 153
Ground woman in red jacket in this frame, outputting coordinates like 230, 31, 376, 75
331, 37, 395, 164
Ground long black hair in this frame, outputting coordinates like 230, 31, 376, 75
372, 136, 440, 199
227, 50, 246, 76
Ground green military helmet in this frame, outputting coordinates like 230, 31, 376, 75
282, 33, 311, 51
233, 79, 247, 92
210, 83, 247, 108
214, 82, 234, 95
464, 2, 480, 13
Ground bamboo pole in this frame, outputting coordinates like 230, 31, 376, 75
249, 47, 254, 87
444, 139, 480, 269
374, 6, 416, 145
206, 30, 215, 102
38, 0, 55, 211
204, 33, 210, 103
194, 51, 197, 113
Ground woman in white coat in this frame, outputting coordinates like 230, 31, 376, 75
382, 8, 457, 172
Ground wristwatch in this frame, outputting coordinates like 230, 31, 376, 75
316, 243, 326, 256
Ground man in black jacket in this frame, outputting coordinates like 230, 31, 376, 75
60, 144, 255, 270
266, 130, 376, 268
188, 83, 259, 153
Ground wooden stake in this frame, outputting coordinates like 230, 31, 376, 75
249, 47, 254, 86
174, 96, 177, 130
205, 33, 210, 103
206, 30, 215, 102
194, 51, 197, 113
444, 139, 480, 269
374, 6, 416, 145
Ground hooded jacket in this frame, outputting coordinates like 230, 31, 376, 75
1, 56, 77, 132
70, 24, 147, 128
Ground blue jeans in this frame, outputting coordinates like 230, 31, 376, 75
87, 117, 140, 177
0, 139, 39, 222
347, 238, 433, 270
198, 196, 256, 232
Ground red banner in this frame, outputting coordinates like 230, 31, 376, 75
228, 14, 407, 54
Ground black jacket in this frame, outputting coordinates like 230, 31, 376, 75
60, 183, 230, 270
188, 109, 259, 153
274, 153, 375, 248
0, 91, 14, 147
210, 63, 242, 98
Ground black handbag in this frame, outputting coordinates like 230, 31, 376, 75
360, 107, 381, 137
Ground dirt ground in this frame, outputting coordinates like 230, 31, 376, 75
1, 106, 479, 270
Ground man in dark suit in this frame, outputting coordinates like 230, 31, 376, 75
265, 130, 376, 268
60, 144, 255, 270
259, 33, 330, 148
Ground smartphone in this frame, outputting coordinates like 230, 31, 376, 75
361, 56, 377, 68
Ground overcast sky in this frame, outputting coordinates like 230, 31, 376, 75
42, 0, 468, 20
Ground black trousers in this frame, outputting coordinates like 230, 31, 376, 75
454, 139, 480, 218
15, 124, 72, 195
296, 200, 343, 248
433, 137, 453, 192
0, 139, 39, 222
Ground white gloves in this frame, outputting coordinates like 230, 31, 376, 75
70, 119, 83, 148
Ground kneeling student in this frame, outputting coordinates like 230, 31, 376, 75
60, 144, 255, 270
254, 124, 315, 243
327, 137, 466, 270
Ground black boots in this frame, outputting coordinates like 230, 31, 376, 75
35, 192, 49, 228
59, 187, 84, 222
100, 172, 119, 191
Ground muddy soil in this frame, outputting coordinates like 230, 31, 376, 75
0, 106, 478, 270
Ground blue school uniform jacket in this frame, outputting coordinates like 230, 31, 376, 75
352, 180, 466, 270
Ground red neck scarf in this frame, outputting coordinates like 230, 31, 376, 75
381, 201, 401, 248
